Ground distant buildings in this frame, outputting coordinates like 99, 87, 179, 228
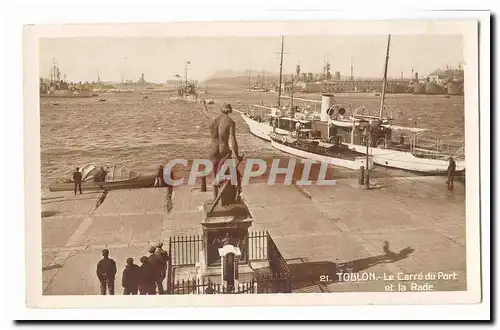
427, 68, 464, 84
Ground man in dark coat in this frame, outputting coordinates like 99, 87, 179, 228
447, 157, 456, 191
138, 256, 156, 295
148, 246, 165, 294
154, 165, 165, 187
96, 249, 117, 295
72, 167, 83, 195
122, 257, 140, 295
155, 242, 170, 284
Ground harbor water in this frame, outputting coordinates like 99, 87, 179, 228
40, 89, 465, 190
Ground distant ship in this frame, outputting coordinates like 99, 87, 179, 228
447, 80, 464, 95
249, 86, 269, 92
40, 61, 98, 98
413, 82, 426, 94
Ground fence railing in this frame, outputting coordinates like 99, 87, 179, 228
167, 230, 293, 294
169, 274, 291, 294
169, 234, 204, 267
248, 230, 268, 261
169, 231, 268, 267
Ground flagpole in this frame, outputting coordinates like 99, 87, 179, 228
185, 61, 190, 85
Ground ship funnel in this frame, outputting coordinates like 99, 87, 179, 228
271, 107, 278, 117
321, 94, 334, 122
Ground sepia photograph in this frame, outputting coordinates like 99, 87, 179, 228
22, 18, 483, 310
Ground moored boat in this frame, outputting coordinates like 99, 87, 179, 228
324, 35, 465, 174
48, 165, 155, 192
270, 132, 372, 170
238, 105, 294, 141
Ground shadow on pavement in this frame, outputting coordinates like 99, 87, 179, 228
289, 241, 414, 291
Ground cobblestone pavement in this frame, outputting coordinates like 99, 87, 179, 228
40, 176, 466, 294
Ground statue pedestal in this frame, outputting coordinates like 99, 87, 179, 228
195, 197, 255, 291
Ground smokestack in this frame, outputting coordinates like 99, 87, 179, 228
321, 94, 334, 122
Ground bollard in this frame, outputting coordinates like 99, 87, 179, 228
201, 176, 207, 192
359, 166, 365, 185
365, 171, 370, 189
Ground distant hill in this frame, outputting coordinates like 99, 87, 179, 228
203, 69, 282, 87
206, 69, 279, 80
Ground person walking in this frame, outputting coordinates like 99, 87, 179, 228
72, 167, 83, 195
122, 257, 140, 295
96, 249, 117, 295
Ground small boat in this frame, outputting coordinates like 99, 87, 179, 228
98, 98, 106, 102
48, 165, 155, 192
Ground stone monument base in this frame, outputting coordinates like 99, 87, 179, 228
203, 198, 250, 219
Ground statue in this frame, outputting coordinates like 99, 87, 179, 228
208, 103, 243, 205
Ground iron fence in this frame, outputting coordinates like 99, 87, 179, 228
168, 231, 268, 267
169, 234, 204, 266
168, 274, 291, 294
167, 230, 293, 294
248, 230, 268, 261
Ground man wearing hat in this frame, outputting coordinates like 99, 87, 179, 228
155, 242, 170, 284
138, 256, 156, 295
72, 167, 83, 195
96, 249, 117, 295
208, 102, 242, 201
122, 257, 140, 295
148, 246, 164, 294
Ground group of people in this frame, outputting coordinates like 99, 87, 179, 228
96, 242, 170, 295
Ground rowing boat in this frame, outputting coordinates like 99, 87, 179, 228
48, 165, 155, 192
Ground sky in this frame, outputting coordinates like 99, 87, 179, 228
39, 35, 464, 83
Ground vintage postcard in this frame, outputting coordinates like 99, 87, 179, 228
24, 18, 484, 309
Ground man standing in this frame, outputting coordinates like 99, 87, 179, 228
96, 249, 117, 295
447, 157, 456, 191
148, 246, 164, 294
122, 257, 140, 295
208, 103, 242, 201
154, 165, 164, 187
72, 167, 83, 195
155, 242, 170, 285
138, 256, 156, 295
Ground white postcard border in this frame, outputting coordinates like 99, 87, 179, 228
22, 15, 486, 311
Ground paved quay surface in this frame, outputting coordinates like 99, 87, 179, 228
41, 176, 466, 295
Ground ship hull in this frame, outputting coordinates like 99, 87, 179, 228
447, 82, 464, 95
346, 144, 465, 173
241, 115, 272, 141
271, 139, 372, 170
240, 114, 290, 141
48, 174, 155, 192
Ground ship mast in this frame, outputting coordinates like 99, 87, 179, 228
379, 34, 391, 119
277, 36, 284, 108
248, 69, 251, 92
